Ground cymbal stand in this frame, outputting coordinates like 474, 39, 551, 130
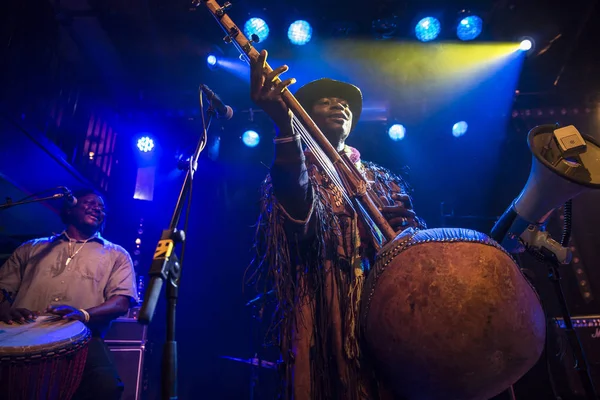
249, 302, 265, 400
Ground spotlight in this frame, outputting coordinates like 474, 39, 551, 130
242, 130, 260, 147
207, 53, 218, 70
388, 124, 406, 141
456, 15, 482, 41
244, 18, 269, 42
137, 136, 155, 152
452, 121, 468, 137
288, 20, 313, 45
415, 17, 441, 42
519, 39, 533, 51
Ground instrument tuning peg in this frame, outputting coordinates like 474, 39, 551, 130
216, 1, 232, 16
250, 33, 260, 44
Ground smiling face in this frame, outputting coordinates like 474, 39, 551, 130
310, 97, 353, 147
65, 193, 106, 233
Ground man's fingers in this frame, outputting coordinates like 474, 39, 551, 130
388, 217, 412, 229
14, 308, 32, 320
63, 312, 79, 320
250, 50, 268, 96
265, 65, 289, 86
392, 193, 410, 202
392, 193, 413, 208
273, 78, 296, 94
381, 206, 416, 218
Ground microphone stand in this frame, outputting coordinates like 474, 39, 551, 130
249, 304, 264, 400
532, 244, 597, 400
0, 193, 67, 210
492, 220, 598, 400
138, 91, 216, 400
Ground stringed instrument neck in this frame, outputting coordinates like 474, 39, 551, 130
196, 0, 397, 243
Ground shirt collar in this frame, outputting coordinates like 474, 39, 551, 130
58, 230, 106, 244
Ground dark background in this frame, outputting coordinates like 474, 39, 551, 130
1, 0, 599, 398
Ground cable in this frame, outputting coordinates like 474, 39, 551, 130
560, 200, 572, 247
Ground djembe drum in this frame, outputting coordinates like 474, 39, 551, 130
361, 227, 546, 400
0, 315, 91, 400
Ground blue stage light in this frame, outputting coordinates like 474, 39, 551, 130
452, 121, 468, 137
415, 17, 441, 42
288, 20, 313, 45
244, 18, 270, 42
519, 39, 532, 51
137, 136, 155, 152
388, 124, 406, 141
207, 54, 217, 67
242, 130, 260, 147
457, 15, 482, 41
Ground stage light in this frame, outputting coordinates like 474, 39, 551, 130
415, 17, 441, 42
388, 124, 406, 141
137, 136, 155, 152
457, 15, 482, 41
519, 39, 533, 51
206, 54, 219, 71
244, 18, 269, 42
288, 20, 312, 45
242, 130, 260, 147
452, 121, 468, 137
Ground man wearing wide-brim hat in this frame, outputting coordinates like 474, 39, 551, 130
249, 49, 426, 400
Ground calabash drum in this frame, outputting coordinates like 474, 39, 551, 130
361, 227, 546, 400
0, 315, 91, 400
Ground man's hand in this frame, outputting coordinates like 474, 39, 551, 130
380, 193, 418, 232
0, 308, 37, 324
46, 305, 85, 322
250, 49, 296, 132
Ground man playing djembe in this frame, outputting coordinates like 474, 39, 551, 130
0, 188, 137, 400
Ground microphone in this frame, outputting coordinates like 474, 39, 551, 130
62, 187, 77, 207
200, 84, 234, 120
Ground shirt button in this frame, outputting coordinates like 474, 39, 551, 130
67, 268, 71, 271
61, 280, 65, 284
54, 297, 60, 302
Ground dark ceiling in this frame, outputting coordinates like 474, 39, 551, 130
49, 0, 600, 112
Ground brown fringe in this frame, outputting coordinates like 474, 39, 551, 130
246, 159, 423, 400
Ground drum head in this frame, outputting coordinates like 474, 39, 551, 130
0, 315, 90, 358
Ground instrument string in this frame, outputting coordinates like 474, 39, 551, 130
290, 115, 355, 209
291, 115, 384, 244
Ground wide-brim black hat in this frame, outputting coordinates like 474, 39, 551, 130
294, 78, 363, 131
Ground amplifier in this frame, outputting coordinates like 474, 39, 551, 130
108, 344, 146, 400
106, 309, 148, 400
105, 317, 147, 345
554, 315, 600, 398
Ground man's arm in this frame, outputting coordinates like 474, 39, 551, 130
270, 129, 314, 222
47, 294, 129, 325
0, 243, 37, 323
86, 295, 130, 322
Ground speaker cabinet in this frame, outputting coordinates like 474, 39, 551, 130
108, 344, 147, 400
106, 316, 148, 400
553, 316, 600, 399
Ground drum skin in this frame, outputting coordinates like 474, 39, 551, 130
361, 228, 546, 400
0, 316, 91, 400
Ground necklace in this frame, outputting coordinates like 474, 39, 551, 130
64, 232, 95, 266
